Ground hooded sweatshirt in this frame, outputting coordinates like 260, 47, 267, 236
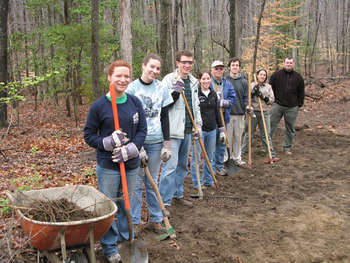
225, 73, 249, 115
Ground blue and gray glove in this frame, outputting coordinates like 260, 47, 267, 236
112, 142, 139, 163
103, 130, 129, 151
173, 80, 184, 93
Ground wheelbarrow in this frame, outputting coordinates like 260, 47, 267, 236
6, 185, 117, 263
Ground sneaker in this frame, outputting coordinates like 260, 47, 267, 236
163, 208, 171, 218
215, 168, 227, 176
234, 159, 247, 168
107, 253, 122, 263
283, 148, 292, 155
145, 222, 165, 233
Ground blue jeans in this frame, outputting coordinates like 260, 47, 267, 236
159, 134, 191, 206
131, 143, 162, 225
96, 164, 138, 257
190, 129, 216, 188
214, 128, 226, 170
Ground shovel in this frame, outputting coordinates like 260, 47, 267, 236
190, 139, 204, 199
214, 84, 238, 175
181, 91, 219, 189
144, 166, 176, 240
110, 83, 149, 263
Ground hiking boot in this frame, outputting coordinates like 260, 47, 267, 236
174, 198, 193, 207
215, 168, 227, 176
145, 222, 165, 234
106, 253, 122, 263
133, 224, 143, 238
203, 184, 216, 189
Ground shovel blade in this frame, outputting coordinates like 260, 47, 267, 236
119, 239, 148, 263
224, 159, 238, 175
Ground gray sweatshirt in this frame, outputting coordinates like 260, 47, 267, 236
225, 73, 248, 115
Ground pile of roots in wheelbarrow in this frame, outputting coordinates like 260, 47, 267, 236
20, 197, 98, 222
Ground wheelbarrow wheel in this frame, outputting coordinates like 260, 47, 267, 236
69, 251, 88, 263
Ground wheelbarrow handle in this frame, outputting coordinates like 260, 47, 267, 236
109, 83, 133, 241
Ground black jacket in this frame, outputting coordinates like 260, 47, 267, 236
198, 87, 223, 131
269, 69, 305, 107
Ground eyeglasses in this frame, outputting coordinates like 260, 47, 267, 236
179, 61, 194, 65
214, 67, 224, 71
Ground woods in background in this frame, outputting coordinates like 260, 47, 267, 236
1, 0, 350, 128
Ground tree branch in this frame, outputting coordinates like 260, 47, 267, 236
211, 36, 230, 54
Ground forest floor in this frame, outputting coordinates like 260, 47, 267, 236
0, 78, 350, 263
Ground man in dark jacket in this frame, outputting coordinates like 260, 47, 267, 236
225, 58, 249, 167
269, 56, 305, 155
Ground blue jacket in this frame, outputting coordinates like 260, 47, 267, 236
84, 94, 147, 171
211, 78, 236, 124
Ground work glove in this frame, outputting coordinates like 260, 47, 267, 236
160, 140, 172, 162
252, 85, 263, 99
217, 91, 230, 108
245, 105, 256, 118
218, 127, 226, 144
217, 91, 223, 100
139, 146, 148, 168
112, 142, 139, 163
219, 99, 230, 108
263, 97, 270, 104
192, 125, 202, 140
103, 130, 129, 151
172, 80, 184, 93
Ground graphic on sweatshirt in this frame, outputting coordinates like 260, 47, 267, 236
140, 94, 159, 118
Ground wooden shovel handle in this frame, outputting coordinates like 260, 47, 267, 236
109, 83, 133, 240
253, 75, 273, 160
180, 91, 218, 189
144, 166, 176, 239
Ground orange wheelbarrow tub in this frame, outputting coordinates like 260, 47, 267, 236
6, 185, 117, 262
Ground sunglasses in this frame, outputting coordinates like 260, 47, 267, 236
214, 67, 224, 71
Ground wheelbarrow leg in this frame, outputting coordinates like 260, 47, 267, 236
59, 230, 67, 262
86, 224, 96, 263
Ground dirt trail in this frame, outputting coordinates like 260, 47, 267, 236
1, 83, 349, 263
121, 89, 350, 263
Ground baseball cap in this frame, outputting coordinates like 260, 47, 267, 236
211, 60, 225, 68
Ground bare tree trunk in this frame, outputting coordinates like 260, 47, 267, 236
193, 0, 202, 76
159, 0, 171, 76
47, 3, 59, 106
308, 1, 321, 77
228, 0, 236, 58
252, 0, 266, 75
91, 0, 100, 100
0, 0, 9, 128
120, 0, 132, 72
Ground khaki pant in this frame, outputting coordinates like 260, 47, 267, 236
225, 115, 245, 162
